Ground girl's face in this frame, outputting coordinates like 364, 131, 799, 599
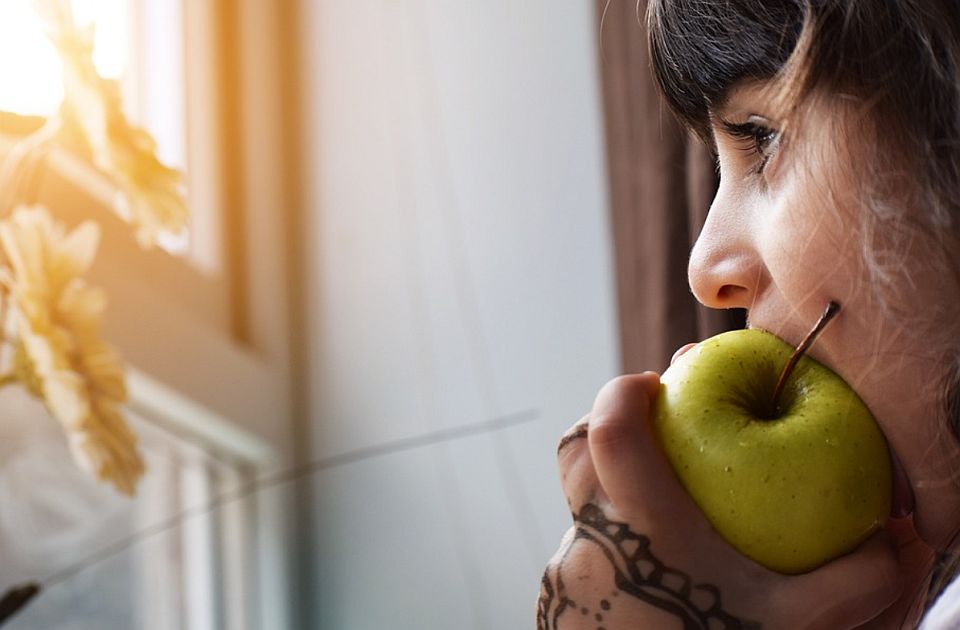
694, 82, 960, 550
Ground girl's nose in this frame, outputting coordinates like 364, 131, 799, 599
687, 191, 763, 311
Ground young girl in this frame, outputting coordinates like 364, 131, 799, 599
538, 1, 960, 627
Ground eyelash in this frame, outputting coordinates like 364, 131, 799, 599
722, 121, 781, 174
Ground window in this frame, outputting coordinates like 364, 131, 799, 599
0, 387, 260, 630
0, 1, 300, 628
0, 0, 214, 263
0, 0, 182, 166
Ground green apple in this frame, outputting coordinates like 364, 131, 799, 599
654, 328, 891, 574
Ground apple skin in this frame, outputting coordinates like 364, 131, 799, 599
654, 328, 892, 574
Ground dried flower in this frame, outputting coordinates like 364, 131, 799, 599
33, 0, 189, 248
0, 205, 144, 495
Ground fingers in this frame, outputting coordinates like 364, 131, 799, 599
556, 365, 905, 628
556, 415, 589, 459
587, 372, 682, 515
557, 414, 603, 513
774, 529, 902, 629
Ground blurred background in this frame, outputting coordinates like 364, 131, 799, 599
0, 0, 737, 628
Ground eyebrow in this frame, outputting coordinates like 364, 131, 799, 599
707, 91, 734, 118
709, 79, 781, 122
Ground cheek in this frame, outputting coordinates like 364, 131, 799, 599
758, 182, 866, 317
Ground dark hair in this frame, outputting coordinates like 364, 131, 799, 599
647, 1, 804, 140
647, 0, 960, 226
646, 0, 960, 619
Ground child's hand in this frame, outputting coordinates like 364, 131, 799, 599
538, 372, 904, 629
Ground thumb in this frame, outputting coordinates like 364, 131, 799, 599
588, 372, 686, 514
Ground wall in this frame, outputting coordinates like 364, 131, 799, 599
299, 2, 620, 627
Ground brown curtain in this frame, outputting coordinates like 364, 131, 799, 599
595, 0, 744, 374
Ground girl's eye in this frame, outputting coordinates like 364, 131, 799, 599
721, 118, 782, 175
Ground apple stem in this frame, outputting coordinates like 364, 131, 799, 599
770, 301, 841, 416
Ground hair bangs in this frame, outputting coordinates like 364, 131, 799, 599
647, 0, 807, 139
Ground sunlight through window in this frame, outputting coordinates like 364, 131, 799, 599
0, 0, 192, 256
0, 0, 130, 117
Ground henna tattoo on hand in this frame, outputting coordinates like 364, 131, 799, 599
557, 424, 589, 456
537, 504, 760, 630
